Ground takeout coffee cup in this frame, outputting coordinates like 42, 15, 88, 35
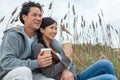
41, 48, 51, 55
62, 41, 72, 49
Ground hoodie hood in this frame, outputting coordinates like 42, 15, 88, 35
4, 25, 24, 36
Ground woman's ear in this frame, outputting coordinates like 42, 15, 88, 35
40, 28, 44, 33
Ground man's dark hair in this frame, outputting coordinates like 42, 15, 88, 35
19, 1, 43, 24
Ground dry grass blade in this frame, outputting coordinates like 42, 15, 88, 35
89, 25, 91, 29
96, 22, 98, 28
66, 23, 68, 28
64, 14, 67, 20
98, 14, 102, 27
73, 17, 75, 28
101, 10, 104, 17
10, 18, 15, 24
115, 29, 118, 34
83, 20, 85, 27
14, 18, 18, 22
68, 1, 70, 8
106, 24, 110, 30
81, 23, 84, 28
60, 19, 63, 23
72, 5, 75, 15
92, 21, 95, 31
81, 15, 84, 22
75, 33, 79, 41
14, 14, 19, 22
0, 16, 5, 23
108, 33, 111, 38
96, 37, 98, 43
110, 25, 114, 30
49, 2, 52, 9
60, 24, 72, 35
11, 6, 18, 16
73, 21, 75, 28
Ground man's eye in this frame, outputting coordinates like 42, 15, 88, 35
55, 27, 57, 30
39, 14, 42, 18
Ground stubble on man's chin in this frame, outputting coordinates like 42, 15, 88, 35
33, 26, 40, 30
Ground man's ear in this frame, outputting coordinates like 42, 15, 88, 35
22, 15, 27, 22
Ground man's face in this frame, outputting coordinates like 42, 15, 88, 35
23, 7, 42, 30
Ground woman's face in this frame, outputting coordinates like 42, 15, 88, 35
40, 23, 57, 40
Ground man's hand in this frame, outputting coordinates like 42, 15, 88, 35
60, 69, 74, 80
37, 51, 52, 68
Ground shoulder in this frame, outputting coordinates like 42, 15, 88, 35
50, 39, 63, 52
4, 25, 24, 35
51, 39, 61, 46
33, 43, 44, 49
3, 25, 25, 39
3, 30, 18, 39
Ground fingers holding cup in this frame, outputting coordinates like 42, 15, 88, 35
62, 41, 73, 59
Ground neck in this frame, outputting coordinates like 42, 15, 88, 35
24, 26, 36, 38
43, 37, 51, 47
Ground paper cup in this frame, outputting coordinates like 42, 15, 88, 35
41, 48, 51, 55
62, 41, 72, 49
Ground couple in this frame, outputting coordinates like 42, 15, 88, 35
0, 1, 117, 80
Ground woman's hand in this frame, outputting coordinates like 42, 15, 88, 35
60, 69, 75, 80
37, 51, 52, 68
62, 46, 73, 59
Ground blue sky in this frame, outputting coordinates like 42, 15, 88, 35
0, 0, 120, 47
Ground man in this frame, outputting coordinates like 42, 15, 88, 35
0, 1, 55, 80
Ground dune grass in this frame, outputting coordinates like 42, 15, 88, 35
72, 44, 120, 79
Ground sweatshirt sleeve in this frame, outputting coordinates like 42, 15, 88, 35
32, 43, 44, 59
0, 31, 40, 73
50, 39, 72, 66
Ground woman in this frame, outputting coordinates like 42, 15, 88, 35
33, 17, 75, 80
33, 17, 117, 80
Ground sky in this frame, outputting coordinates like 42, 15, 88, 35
0, 0, 120, 48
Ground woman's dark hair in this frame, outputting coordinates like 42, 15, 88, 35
19, 1, 43, 24
37, 17, 57, 47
